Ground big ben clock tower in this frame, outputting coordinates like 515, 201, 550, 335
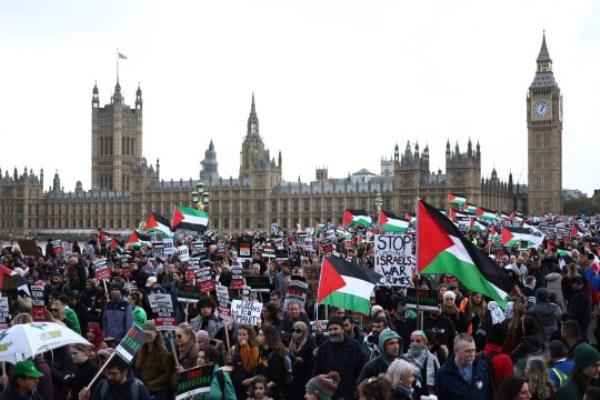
527, 32, 563, 215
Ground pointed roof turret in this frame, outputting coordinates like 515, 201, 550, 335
247, 92, 259, 136
209, 139, 214, 151
537, 31, 551, 62
93, 81, 99, 95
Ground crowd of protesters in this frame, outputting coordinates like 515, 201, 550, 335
1, 218, 600, 400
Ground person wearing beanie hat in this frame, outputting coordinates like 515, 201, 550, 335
102, 279, 133, 342
556, 343, 600, 400
312, 316, 368, 400
528, 287, 562, 340
481, 324, 513, 385
4, 360, 45, 400
402, 330, 440, 399
356, 329, 402, 384
305, 371, 340, 400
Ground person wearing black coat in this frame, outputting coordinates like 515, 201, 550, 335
68, 345, 99, 400
567, 276, 592, 340
287, 322, 316, 400
44, 346, 75, 400
511, 316, 545, 375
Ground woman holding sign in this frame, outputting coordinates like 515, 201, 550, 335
255, 326, 290, 400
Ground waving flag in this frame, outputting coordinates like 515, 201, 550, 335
172, 206, 209, 232
145, 212, 172, 236
476, 207, 498, 222
318, 256, 382, 315
343, 209, 372, 228
501, 226, 544, 249
448, 193, 467, 207
379, 210, 409, 233
417, 199, 512, 307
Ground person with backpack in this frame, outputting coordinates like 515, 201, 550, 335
479, 324, 513, 386
195, 346, 236, 400
78, 356, 151, 400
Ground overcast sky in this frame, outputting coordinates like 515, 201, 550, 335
1, 1, 599, 197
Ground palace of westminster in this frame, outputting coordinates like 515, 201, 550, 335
0, 34, 562, 236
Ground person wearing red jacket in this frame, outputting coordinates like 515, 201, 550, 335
480, 323, 513, 386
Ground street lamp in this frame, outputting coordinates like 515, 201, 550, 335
191, 182, 210, 211
374, 191, 383, 214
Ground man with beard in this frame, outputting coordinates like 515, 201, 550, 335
363, 316, 388, 360
312, 317, 367, 400
401, 330, 440, 399
435, 333, 494, 400
357, 329, 402, 383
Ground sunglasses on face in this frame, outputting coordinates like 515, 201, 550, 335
293, 329, 303, 333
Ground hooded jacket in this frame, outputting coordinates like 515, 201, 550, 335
356, 329, 402, 384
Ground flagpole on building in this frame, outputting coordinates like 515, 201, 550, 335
116, 49, 119, 81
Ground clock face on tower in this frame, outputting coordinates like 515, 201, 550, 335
533, 100, 550, 119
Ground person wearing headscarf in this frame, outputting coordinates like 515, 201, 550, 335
401, 330, 439, 399
84, 322, 108, 365
287, 321, 315, 400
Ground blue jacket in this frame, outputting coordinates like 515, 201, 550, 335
584, 268, 600, 292
435, 358, 494, 400
102, 298, 133, 341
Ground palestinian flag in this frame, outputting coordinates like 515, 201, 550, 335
379, 210, 409, 233
145, 212, 172, 236
469, 219, 487, 233
489, 226, 500, 243
172, 206, 209, 232
501, 226, 544, 249
557, 249, 572, 270
448, 193, 466, 207
343, 209, 372, 228
464, 203, 478, 214
0, 264, 19, 292
477, 207, 498, 222
404, 213, 416, 223
110, 236, 121, 251
318, 256, 382, 315
417, 199, 512, 307
126, 231, 151, 249
449, 209, 467, 221
509, 212, 523, 222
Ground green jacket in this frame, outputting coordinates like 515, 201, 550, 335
63, 306, 81, 334
195, 365, 236, 400
555, 377, 582, 400
132, 306, 147, 327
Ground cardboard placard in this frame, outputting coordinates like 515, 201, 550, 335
115, 325, 150, 363
191, 241, 206, 257
275, 247, 288, 261
244, 275, 271, 292
163, 238, 175, 257
152, 242, 165, 258
230, 265, 244, 290
216, 284, 232, 322
30, 285, 46, 322
198, 266, 215, 294
284, 276, 308, 310
405, 288, 439, 312
93, 259, 111, 281
374, 235, 414, 286
237, 238, 252, 261
51, 240, 64, 256
175, 365, 214, 400
0, 297, 10, 329
231, 299, 262, 326
148, 293, 177, 331
177, 245, 190, 262
177, 285, 202, 304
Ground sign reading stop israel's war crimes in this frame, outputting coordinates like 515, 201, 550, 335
374, 235, 414, 286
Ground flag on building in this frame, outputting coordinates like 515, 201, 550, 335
417, 199, 512, 307
172, 206, 209, 232
476, 207, 498, 222
501, 226, 544, 249
343, 209, 372, 228
317, 256, 382, 315
145, 212, 172, 236
447, 193, 467, 207
379, 210, 409, 233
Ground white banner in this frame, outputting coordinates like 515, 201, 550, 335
374, 234, 414, 286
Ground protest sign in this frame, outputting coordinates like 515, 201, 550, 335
17, 239, 41, 258
284, 276, 308, 310
191, 241, 206, 257
0, 297, 9, 329
84, 243, 96, 259
30, 284, 46, 321
230, 264, 244, 290
216, 284, 232, 322
123, 281, 138, 293
115, 325, 150, 363
185, 265, 199, 283
231, 299, 262, 326
62, 241, 72, 258
51, 240, 64, 256
93, 259, 111, 281
177, 285, 202, 303
262, 245, 275, 259
163, 238, 175, 257
374, 235, 414, 286
148, 293, 177, 330
237, 238, 252, 261
198, 266, 215, 294
177, 245, 190, 262
175, 365, 214, 400
275, 247, 288, 261
152, 241, 165, 258
244, 275, 271, 292
405, 288, 439, 312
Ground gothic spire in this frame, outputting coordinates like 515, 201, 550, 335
247, 92, 259, 136
537, 31, 551, 62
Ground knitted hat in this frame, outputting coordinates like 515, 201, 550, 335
573, 343, 600, 371
305, 371, 340, 400
535, 287, 549, 303
379, 329, 402, 351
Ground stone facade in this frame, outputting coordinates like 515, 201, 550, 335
527, 33, 563, 215
2, 47, 552, 236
